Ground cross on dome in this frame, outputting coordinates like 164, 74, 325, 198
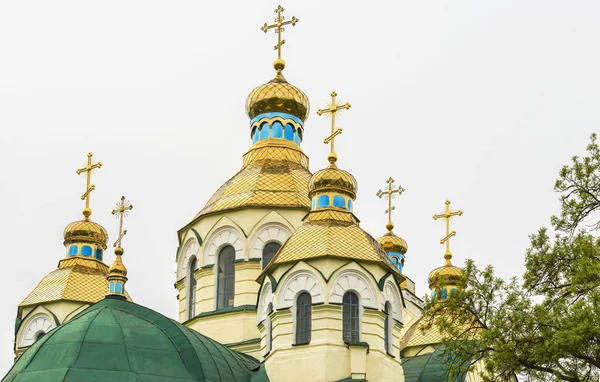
76, 152, 102, 220
317, 91, 351, 167
261, 5, 299, 73
112, 196, 133, 248
433, 200, 463, 265
376, 177, 405, 233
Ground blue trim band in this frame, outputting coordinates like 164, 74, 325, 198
250, 112, 304, 127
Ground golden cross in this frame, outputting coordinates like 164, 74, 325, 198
76, 152, 102, 220
317, 91, 351, 166
112, 196, 133, 248
261, 5, 299, 61
433, 200, 463, 264
376, 177, 405, 232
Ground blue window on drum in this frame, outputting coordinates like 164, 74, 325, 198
317, 195, 330, 208
272, 122, 283, 138
81, 246, 92, 257
284, 124, 295, 141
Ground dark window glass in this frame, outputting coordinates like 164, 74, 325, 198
342, 292, 360, 343
217, 246, 236, 309
262, 242, 281, 269
267, 302, 274, 352
296, 292, 312, 345
188, 257, 197, 318
384, 301, 392, 353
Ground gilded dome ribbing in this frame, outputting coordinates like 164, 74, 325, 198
63, 220, 108, 250
246, 71, 310, 122
308, 167, 357, 199
428, 263, 463, 289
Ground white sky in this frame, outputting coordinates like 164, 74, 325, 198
1, 0, 599, 373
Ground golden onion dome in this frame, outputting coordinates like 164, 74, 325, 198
428, 263, 463, 289
378, 231, 408, 255
308, 167, 358, 200
109, 248, 128, 277
63, 219, 108, 250
246, 60, 310, 122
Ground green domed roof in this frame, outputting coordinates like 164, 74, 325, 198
3, 297, 269, 382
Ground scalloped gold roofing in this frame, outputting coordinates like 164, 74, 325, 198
261, 209, 399, 275
19, 257, 131, 307
378, 232, 408, 255
63, 220, 108, 250
308, 167, 357, 199
194, 145, 312, 219
245, 73, 310, 122
428, 264, 463, 289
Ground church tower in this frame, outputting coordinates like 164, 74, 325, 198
255, 91, 406, 381
13, 153, 131, 358
175, 6, 311, 359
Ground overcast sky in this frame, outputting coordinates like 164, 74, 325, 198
0, 0, 598, 373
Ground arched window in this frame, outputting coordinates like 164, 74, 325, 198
68, 245, 78, 256
81, 245, 92, 257
259, 123, 270, 140
333, 195, 345, 208
342, 292, 360, 343
188, 257, 197, 319
317, 195, 330, 208
440, 288, 448, 299
217, 246, 236, 309
284, 124, 295, 141
252, 127, 259, 143
262, 242, 281, 269
272, 122, 283, 138
384, 301, 393, 354
266, 302, 274, 353
296, 292, 312, 345
94, 249, 103, 261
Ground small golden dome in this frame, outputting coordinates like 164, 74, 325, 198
109, 249, 128, 277
308, 167, 358, 199
63, 220, 108, 250
246, 71, 310, 122
378, 232, 408, 255
428, 264, 463, 289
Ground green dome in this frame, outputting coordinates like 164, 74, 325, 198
3, 298, 269, 382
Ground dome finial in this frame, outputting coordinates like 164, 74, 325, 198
317, 91, 351, 168
376, 176, 405, 234
75, 152, 102, 221
433, 200, 463, 264
107, 196, 133, 298
261, 5, 299, 75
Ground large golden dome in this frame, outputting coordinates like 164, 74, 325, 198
246, 68, 310, 122
308, 167, 357, 199
63, 219, 108, 250
378, 232, 408, 255
428, 264, 463, 289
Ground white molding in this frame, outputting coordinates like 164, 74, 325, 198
203, 226, 244, 265
277, 270, 324, 309
329, 270, 377, 309
248, 223, 291, 264
18, 313, 54, 348
383, 281, 403, 323
257, 282, 274, 324
177, 238, 199, 280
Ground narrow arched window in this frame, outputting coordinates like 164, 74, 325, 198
296, 292, 312, 345
266, 302, 274, 353
333, 195, 345, 208
262, 242, 281, 269
384, 301, 393, 354
188, 256, 197, 319
342, 292, 360, 343
217, 246, 236, 309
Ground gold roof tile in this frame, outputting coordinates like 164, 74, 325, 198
245, 73, 310, 122
194, 146, 312, 219
19, 257, 131, 307
261, 209, 399, 275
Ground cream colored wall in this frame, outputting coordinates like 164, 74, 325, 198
258, 258, 406, 381
176, 208, 307, 347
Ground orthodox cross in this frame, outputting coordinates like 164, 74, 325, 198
112, 196, 133, 248
316, 91, 351, 166
76, 152, 102, 219
433, 200, 463, 261
261, 5, 299, 60
376, 177, 405, 232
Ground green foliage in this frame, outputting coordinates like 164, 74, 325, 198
422, 134, 600, 382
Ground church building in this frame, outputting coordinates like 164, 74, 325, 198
4, 6, 484, 382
